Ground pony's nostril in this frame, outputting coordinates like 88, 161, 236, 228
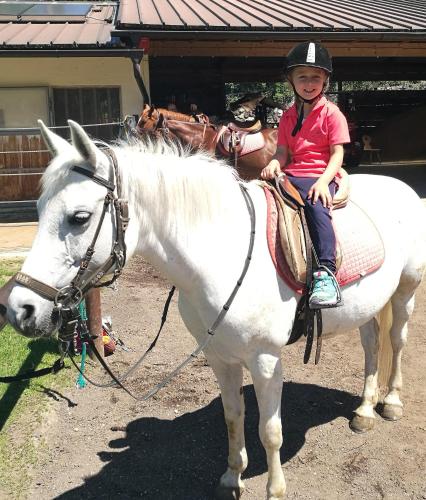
22, 304, 35, 321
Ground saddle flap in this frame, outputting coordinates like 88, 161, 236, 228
264, 184, 343, 290
218, 127, 265, 157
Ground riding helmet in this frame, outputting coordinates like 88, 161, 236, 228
286, 41, 332, 74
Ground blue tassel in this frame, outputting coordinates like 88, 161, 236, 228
76, 301, 88, 389
76, 341, 87, 389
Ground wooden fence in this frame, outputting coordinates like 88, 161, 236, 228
0, 134, 50, 201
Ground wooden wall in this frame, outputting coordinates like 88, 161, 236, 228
0, 134, 50, 201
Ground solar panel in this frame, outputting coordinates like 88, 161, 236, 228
24, 4, 92, 17
0, 4, 31, 16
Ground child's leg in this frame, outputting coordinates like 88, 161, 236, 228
288, 176, 337, 273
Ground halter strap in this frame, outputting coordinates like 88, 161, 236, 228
15, 272, 59, 301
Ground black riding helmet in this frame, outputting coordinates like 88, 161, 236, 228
286, 42, 332, 136
286, 41, 332, 74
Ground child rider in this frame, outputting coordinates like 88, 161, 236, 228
261, 41, 350, 308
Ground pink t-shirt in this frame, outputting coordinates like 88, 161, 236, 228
278, 96, 350, 178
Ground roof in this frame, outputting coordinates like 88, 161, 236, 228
117, 0, 426, 37
0, 2, 116, 47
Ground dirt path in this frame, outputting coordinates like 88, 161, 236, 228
25, 256, 425, 500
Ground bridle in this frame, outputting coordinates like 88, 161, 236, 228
14, 145, 129, 337
6, 142, 258, 397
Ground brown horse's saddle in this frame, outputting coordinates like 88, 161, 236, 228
217, 121, 265, 157
264, 170, 349, 286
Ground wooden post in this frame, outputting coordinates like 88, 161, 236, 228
85, 288, 104, 360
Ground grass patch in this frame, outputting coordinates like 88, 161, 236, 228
0, 259, 73, 498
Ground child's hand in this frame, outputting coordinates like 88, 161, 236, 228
308, 179, 332, 208
260, 160, 281, 180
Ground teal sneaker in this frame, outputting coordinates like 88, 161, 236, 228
309, 270, 340, 309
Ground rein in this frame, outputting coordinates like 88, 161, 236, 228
2, 145, 129, 383
9, 143, 256, 401
71, 183, 256, 401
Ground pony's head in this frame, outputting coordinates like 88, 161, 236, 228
7, 121, 131, 337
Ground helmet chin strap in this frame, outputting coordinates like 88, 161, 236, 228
290, 83, 325, 137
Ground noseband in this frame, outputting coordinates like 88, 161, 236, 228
14, 146, 129, 333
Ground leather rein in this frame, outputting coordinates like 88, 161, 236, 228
8, 145, 257, 401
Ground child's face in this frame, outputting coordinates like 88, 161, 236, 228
289, 66, 328, 101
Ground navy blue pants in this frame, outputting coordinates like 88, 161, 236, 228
289, 176, 337, 274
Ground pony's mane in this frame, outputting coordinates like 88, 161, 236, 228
40, 134, 241, 237
116, 136, 241, 237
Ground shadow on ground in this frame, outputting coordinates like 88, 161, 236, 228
55, 381, 357, 500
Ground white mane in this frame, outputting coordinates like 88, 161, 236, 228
40, 135, 242, 238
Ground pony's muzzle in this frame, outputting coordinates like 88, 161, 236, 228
7, 289, 55, 338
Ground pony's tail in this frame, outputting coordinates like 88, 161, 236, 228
376, 300, 393, 396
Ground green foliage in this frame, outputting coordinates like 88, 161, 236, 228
225, 81, 294, 109
225, 80, 426, 111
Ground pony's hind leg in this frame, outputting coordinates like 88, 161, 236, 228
382, 282, 418, 421
207, 355, 248, 500
351, 317, 380, 433
248, 351, 285, 500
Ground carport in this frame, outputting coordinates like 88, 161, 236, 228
115, 0, 426, 161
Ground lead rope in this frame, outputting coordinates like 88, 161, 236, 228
69, 183, 256, 401
76, 301, 88, 389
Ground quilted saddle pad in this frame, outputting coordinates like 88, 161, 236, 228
264, 187, 385, 294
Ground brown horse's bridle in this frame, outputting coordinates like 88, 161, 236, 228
14, 146, 129, 328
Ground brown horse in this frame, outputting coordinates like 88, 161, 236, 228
137, 104, 209, 131
137, 105, 277, 180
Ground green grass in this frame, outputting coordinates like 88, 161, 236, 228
0, 259, 73, 498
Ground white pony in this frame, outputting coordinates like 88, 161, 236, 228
7, 121, 426, 500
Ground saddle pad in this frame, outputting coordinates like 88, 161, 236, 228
264, 187, 385, 294
217, 129, 265, 157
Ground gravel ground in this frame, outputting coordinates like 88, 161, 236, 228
22, 256, 426, 500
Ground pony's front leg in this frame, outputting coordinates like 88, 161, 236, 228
249, 352, 285, 500
207, 354, 248, 500
351, 318, 380, 433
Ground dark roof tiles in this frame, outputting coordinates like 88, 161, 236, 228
117, 0, 426, 31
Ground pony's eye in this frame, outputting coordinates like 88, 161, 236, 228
68, 211, 91, 226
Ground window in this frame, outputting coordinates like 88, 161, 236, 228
0, 87, 49, 128
53, 87, 121, 141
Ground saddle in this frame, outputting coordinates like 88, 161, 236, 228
217, 121, 265, 160
265, 171, 349, 289
263, 170, 385, 364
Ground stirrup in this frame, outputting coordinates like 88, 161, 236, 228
309, 265, 343, 309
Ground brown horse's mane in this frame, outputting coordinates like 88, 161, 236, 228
155, 108, 194, 122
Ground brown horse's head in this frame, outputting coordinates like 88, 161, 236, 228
137, 104, 160, 132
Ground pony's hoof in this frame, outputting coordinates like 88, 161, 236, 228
215, 485, 243, 500
381, 404, 403, 421
350, 414, 375, 433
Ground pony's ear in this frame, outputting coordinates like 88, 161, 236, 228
38, 120, 71, 157
68, 120, 98, 165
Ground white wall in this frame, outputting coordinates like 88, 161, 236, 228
0, 56, 150, 127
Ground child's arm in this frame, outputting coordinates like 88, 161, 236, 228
308, 144, 344, 208
260, 145, 288, 180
